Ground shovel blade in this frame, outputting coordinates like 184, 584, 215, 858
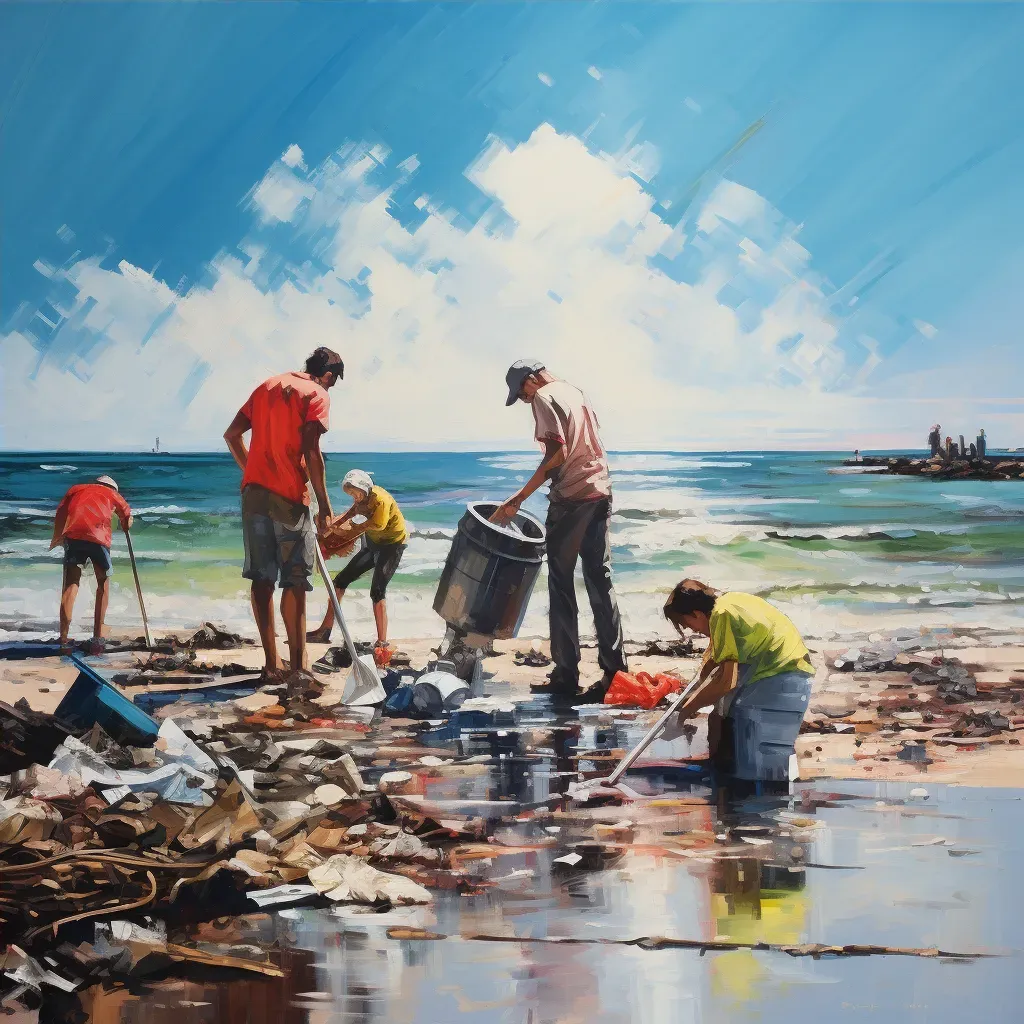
341, 654, 386, 706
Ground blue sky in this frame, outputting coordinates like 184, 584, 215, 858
2, 1, 1023, 450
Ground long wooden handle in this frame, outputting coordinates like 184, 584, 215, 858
123, 528, 153, 649
309, 508, 361, 668
606, 667, 705, 785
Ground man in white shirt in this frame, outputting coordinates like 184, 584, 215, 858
492, 360, 628, 700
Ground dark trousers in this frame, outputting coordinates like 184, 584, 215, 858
546, 497, 627, 687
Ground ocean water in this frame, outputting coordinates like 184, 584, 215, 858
2, 451, 1023, 644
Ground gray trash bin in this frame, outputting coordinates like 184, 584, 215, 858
433, 502, 546, 640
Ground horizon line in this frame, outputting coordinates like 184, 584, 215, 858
0, 446, 923, 456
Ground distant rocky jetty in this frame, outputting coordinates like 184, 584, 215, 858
844, 455, 1024, 480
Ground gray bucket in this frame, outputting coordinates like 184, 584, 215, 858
721, 670, 813, 781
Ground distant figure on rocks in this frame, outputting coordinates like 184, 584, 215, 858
977, 428, 987, 459
928, 424, 941, 456
50, 475, 132, 654
854, 449, 863, 463
224, 347, 344, 681
945, 436, 953, 460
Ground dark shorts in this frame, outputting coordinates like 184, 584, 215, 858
332, 537, 405, 602
63, 539, 113, 577
241, 485, 315, 591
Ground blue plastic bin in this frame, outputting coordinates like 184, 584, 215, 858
54, 655, 160, 746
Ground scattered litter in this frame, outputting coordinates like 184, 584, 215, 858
552, 852, 583, 867
307, 855, 432, 904
627, 638, 696, 658
949, 710, 1009, 737
897, 742, 932, 764
378, 771, 414, 794
603, 671, 681, 709
246, 884, 319, 908
514, 649, 551, 667
312, 784, 351, 807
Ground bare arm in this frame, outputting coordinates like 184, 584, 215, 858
676, 660, 739, 721
301, 422, 332, 532
50, 498, 69, 550
223, 410, 251, 472
115, 495, 133, 533
490, 440, 566, 524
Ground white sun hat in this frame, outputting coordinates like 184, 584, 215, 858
342, 469, 374, 495
95, 475, 119, 491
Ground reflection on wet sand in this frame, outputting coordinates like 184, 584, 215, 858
34, 700, 1021, 1024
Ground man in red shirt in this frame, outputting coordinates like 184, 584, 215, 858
50, 475, 133, 652
223, 347, 344, 679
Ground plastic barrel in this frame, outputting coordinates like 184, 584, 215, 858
433, 502, 546, 639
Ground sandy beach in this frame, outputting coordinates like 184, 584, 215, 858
6, 622, 1023, 788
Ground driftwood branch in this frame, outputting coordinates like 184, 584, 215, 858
385, 927, 995, 961
26, 871, 158, 941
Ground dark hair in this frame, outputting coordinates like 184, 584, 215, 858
305, 347, 345, 379
663, 579, 718, 621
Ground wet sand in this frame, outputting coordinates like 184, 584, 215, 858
3, 628, 1023, 788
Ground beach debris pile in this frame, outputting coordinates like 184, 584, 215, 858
803, 642, 1024, 765
0, 688, 496, 1012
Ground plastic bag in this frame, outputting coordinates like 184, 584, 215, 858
603, 671, 682, 709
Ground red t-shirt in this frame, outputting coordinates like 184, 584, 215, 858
57, 484, 132, 548
239, 372, 331, 504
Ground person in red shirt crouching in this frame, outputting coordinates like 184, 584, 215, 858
223, 347, 343, 682
50, 475, 133, 653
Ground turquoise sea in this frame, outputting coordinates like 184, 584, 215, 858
2, 451, 1023, 643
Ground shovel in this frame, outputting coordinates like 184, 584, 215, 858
568, 665, 705, 801
123, 526, 153, 649
309, 509, 385, 706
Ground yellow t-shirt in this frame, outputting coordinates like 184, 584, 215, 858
707, 592, 812, 685
362, 486, 408, 545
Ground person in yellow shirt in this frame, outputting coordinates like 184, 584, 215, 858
307, 470, 408, 660
663, 579, 813, 781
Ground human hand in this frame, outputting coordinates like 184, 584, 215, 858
316, 510, 332, 536
490, 498, 521, 525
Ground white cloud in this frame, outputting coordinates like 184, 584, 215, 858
249, 162, 315, 224
587, 66, 602, 81
3, 121, 986, 452
684, 96, 702, 114
537, 72, 553, 87
281, 143, 306, 170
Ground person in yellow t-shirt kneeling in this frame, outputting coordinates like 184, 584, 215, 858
307, 470, 408, 663
663, 579, 814, 782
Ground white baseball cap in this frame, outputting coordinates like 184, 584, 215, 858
95, 475, 119, 491
342, 469, 373, 494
